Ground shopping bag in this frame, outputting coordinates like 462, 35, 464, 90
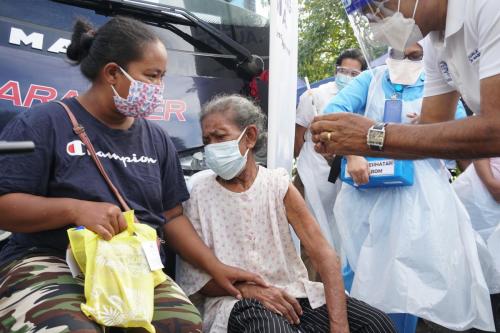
67, 210, 166, 332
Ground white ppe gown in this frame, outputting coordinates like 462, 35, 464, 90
453, 158, 500, 294
333, 69, 494, 331
296, 82, 343, 253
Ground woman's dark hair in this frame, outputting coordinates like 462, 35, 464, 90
66, 16, 159, 81
335, 48, 368, 71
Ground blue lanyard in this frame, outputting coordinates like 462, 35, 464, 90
391, 84, 404, 100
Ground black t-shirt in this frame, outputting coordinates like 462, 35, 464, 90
0, 98, 189, 265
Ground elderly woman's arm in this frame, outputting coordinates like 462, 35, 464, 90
163, 204, 267, 299
284, 183, 350, 333
473, 159, 500, 202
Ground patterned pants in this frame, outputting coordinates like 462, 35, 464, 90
0, 255, 202, 333
227, 297, 397, 333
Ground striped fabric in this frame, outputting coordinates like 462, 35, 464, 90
228, 297, 396, 333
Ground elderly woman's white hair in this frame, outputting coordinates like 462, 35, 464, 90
200, 94, 268, 154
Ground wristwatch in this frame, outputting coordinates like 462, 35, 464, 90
367, 122, 387, 151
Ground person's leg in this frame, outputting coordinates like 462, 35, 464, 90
346, 296, 397, 333
296, 299, 330, 333
0, 255, 102, 333
297, 297, 396, 333
227, 298, 298, 333
150, 275, 202, 333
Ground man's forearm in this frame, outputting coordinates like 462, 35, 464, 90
383, 116, 500, 159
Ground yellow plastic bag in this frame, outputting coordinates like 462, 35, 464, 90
67, 210, 166, 332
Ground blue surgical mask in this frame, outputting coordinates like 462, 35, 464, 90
204, 128, 249, 180
335, 73, 353, 91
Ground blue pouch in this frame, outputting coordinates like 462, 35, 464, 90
340, 157, 414, 188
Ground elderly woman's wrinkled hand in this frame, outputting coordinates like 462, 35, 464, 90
72, 200, 127, 240
310, 113, 375, 156
236, 283, 303, 325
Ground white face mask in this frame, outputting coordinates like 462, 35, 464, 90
369, 0, 423, 51
335, 73, 354, 90
204, 128, 249, 180
386, 58, 423, 85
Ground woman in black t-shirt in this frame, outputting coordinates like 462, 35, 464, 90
0, 16, 264, 332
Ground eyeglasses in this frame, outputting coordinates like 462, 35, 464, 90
389, 48, 423, 61
336, 67, 362, 77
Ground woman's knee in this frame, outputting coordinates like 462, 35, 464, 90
0, 256, 100, 332
152, 279, 202, 332
228, 299, 293, 333
347, 297, 396, 333
151, 303, 202, 333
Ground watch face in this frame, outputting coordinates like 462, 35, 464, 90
371, 130, 385, 145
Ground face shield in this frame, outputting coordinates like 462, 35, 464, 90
342, 0, 422, 69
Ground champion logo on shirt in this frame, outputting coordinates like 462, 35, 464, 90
66, 140, 158, 167
67, 140, 86, 156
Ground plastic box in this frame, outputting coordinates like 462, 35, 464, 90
340, 157, 414, 188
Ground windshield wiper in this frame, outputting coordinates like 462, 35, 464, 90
52, 0, 264, 77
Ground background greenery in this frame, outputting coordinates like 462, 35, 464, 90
298, 0, 359, 82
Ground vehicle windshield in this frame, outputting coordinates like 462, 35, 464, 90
150, 0, 270, 27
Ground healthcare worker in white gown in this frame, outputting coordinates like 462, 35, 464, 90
453, 158, 500, 295
323, 42, 495, 331
295, 49, 367, 258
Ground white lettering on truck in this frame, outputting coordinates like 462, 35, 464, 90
9, 27, 70, 54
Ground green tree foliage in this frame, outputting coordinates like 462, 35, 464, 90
298, 0, 360, 82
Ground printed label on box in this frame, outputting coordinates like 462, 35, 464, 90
344, 159, 396, 179
368, 159, 395, 176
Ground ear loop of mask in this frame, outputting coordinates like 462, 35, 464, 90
398, 0, 420, 18
237, 127, 248, 142
110, 66, 134, 98
120, 66, 165, 89
118, 66, 135, 82
368, 0, 392, 20
237, 127, 250, 157
368, 0, 419, 22
412, 0, 419, 19
366, 2, 381, 22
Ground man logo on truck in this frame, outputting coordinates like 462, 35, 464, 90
9, 27, 70, 54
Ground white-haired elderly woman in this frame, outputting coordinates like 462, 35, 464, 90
177, 95, 396, 333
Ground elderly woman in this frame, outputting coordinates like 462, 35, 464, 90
177, 95, 396, 333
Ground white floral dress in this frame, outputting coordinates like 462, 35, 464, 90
177, 166, 325, 332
